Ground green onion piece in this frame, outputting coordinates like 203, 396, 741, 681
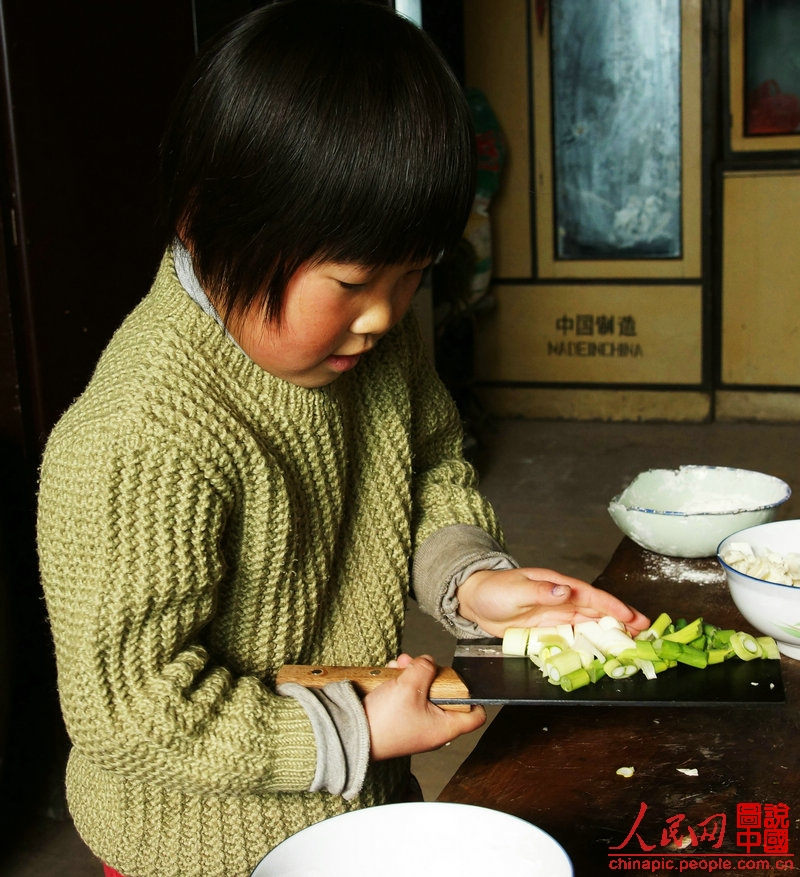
539, 645, 564, 662
662, 617, 704, 644
689, 635, 707, 651
636, 611, 673, 641
730, 632, 763, 661
586, 658, 606, 683
502, 627, 530, 656
615, 649, 639, 665
711, 629, 735, 648
635, 658, 657, 680
604, 658, 637, 678
706, 647, 733, 664
674, 644, 708, 669
635, 640, 659, 662
546, 649, 582, 682
756, 636, 780, 660
560, 668, 591, 692
674, 618, 688, 630
653, 638, 682, 660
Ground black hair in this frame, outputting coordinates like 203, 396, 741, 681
159, 0, 476, 322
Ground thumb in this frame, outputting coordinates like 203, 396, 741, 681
397, 655, 437, 695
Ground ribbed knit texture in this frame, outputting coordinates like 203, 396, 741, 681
37, 250, 502, 877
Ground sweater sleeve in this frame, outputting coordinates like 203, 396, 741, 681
404, 318, 510, 626
37, 425, 318, 798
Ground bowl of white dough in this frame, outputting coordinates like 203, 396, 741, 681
718, 519, 800, 660
608, 465, 791, 558
250, 802, 573, 877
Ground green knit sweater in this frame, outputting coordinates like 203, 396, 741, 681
37, 252, 502, 877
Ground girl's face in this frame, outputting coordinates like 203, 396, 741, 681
227, 259, 430, 388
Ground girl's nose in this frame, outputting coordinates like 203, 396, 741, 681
349, 294, 394, 337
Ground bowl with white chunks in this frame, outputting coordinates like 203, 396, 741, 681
718, 519, 800, 660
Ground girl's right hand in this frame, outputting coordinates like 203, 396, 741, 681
362, 654, 486, 761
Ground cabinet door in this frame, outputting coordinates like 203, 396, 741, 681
721, 170, 800, 386
0, 0, 195, 447
728, 0, 800, 153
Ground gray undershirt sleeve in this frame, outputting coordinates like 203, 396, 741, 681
277, 681, 371, 801
412, 524, 519, 638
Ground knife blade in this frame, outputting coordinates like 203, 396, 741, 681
276, 664, 473, 711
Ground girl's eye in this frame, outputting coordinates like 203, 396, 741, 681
338, 280, 367, 291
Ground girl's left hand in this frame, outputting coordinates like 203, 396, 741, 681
456, 567, 649, 638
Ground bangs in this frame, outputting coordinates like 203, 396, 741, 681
161, 0, 476, 322
287, 23, 476, 268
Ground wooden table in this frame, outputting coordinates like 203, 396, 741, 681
437, 538, 800, 875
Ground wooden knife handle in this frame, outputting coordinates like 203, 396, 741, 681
276, 664, 472, 711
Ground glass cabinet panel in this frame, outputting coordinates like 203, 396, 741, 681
744, 0, 800, 136
551, 0, 682, 260
729, 0, 800, 151
532, 0, 701, 279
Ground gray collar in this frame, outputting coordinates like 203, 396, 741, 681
173, 240, 244, 352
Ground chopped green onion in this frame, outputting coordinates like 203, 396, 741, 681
674, 644, 708, 669
545, 650, 582, 682
586, 658, 606, 683
502, 627, 530, 656
662, 617, 704, 644
501, 613, 778, 693
710, 628, 735, 648
637, 612, 673, 641
729, 632, 762, 661
756, 636, 780, 660
604, 658, 638, 679
706, 647, 733, 664
634, 640, 659, 662
653, 639, 682, 661
560, 668, 591, 692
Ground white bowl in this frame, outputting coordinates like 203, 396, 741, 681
251, 802, 573, 877
718, 519, 800, 660
608, 465, 791, 558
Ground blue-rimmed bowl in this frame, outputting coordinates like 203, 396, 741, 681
608, 465, 791, 558
718, 519, 800, 660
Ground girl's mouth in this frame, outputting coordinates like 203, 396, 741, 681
326, 353, 362, 372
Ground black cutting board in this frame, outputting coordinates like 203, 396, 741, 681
442, 639, 785, 707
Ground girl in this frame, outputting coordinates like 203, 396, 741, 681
37, 2, 648, 875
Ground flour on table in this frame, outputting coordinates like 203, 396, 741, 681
640, 552, 723, 586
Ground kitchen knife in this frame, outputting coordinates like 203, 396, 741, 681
277, 638, 785, 709
276, 664, 474, 711
451, 639, 785, 706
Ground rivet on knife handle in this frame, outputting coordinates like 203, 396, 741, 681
276, 665, 472, 711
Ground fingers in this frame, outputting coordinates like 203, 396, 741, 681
364, 655, 485, 760
386, 653, 414, 669
395, 654, 437, 699
450, 703, 486, 735
399, 656, 486, 732
519, 568, 650, 631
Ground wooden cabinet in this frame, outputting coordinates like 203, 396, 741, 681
0, 0, 195, 825
465, 0, 800, 422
